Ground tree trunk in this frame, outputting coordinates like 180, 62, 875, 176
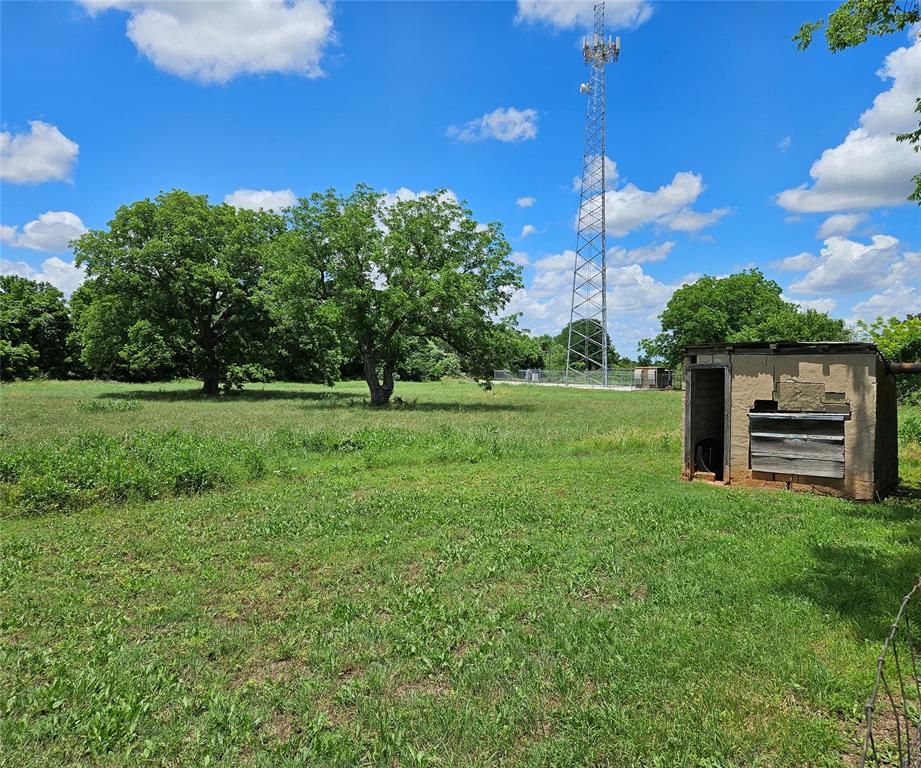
363, 350, 394, 406
202, 368, 220, 396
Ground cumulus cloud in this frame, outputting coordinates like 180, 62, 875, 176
224, 188, 296, 212
0, 121, 79, 184
582, 171, 727, 236
510, 251, 530, 266
777, 38, 921, 212
774, 251, 818, 271
520, 224, 537, 239
506, 245, 694, 354
816, 213, 867, 238
515, 0, 652, 30
787, 234, 914, 296
533, 250, 575, 271
608, 241, 675, 265
80, 0, 335, 83
573, 155, 617, 192
778, 135, 792, 153
658, 207, 731, 233
852, 285, 921, 320
0, 256, 85, 295
783, 295, 837, 314
448, 107, 538, 143
380, 187, 459, 208
1, 211, 88, 252
516, 196, 536, 208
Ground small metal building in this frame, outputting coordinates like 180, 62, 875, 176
633, 366, 672, 389
681, 342, 898, 501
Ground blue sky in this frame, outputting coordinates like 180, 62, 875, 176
2, 0, 919, 355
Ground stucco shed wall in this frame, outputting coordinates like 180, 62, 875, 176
727, 352, 879, 500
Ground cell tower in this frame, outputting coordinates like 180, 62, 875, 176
566, 3, 620, 386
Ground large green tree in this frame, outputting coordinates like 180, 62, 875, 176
282, 185, 522, 405
640, 269, 850, 368
72, 190, 286, 394
0, 275, 75, 381
857, 314, 921, 400
795, 0, 921, 202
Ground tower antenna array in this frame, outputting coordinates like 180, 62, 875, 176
566, 3, 620, 385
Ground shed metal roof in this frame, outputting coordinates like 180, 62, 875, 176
682, 341, 882, 357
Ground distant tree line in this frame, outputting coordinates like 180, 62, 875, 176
4, 189, 916, 403
2, 187, 540, 405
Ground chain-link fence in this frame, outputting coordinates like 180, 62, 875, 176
860, 577, 921, 767
493, 368, 675, 390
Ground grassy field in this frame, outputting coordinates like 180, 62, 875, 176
1, 378, 919, 767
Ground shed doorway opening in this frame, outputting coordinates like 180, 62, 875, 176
689, 367, 726, 481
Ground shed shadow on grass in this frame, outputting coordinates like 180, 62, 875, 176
96, 389, 532, 412
777, 542, 921, 641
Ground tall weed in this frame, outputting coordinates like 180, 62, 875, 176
0, 430, 266, 515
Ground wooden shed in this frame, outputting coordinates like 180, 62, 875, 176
681, 342, 898, 501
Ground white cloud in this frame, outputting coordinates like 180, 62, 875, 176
516, 196, 536, 208
448, 107, 538, 143
573, 155, 618, 192
608, 240, 675, 265
520, 224, 537, 239
380, 187, 459, 208
81, 0, 334, 84
534, 250, 575, 271
587, 171, 726, 236
506, 249, 694, 354
778, 135, 792, 153
816, 213, 867, 238
775, 251, 818, 271
0, 121, 79, 184
788, 234, 910, 295
224, 188, 296, 212
510, 251, 530, 266
658, 207, 731, 233
783, 295, 837, 314
1, 211, 88, 252
852, 285, 921, 320
777, 38, 921, 212
515, 0, 652, 31
0, 256, 85, 295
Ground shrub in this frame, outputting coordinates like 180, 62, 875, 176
900, 412, 921, 446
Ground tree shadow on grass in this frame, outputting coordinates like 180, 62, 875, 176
96, 388, 532, 412
99, 388, 359, 403
777, 541, 921, 641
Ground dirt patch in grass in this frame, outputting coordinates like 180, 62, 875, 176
267, 713, 296, 742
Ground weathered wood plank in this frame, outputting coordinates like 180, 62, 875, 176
750, 453, 844, 478
751, 436, 844, 461
748, 412, 846, 421
750, 431, 843, 442
748, 414, 845, 438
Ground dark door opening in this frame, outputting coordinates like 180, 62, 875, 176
689, 368, 726, 481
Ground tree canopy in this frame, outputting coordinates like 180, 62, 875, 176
0, 275, 74, 381
857, 314, 921, 400
280, 186, 522, 405
72, 190, 291, 394
640, 269, 850, 367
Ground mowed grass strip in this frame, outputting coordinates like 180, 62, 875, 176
0, 379, 918, 767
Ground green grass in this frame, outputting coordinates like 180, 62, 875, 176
1, 378, 918, 767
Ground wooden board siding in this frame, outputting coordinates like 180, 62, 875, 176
749, 413, 845, 479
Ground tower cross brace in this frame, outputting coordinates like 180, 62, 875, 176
565, 3, 620, 386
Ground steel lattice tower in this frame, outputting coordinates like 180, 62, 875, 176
566, 3, 620, 385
